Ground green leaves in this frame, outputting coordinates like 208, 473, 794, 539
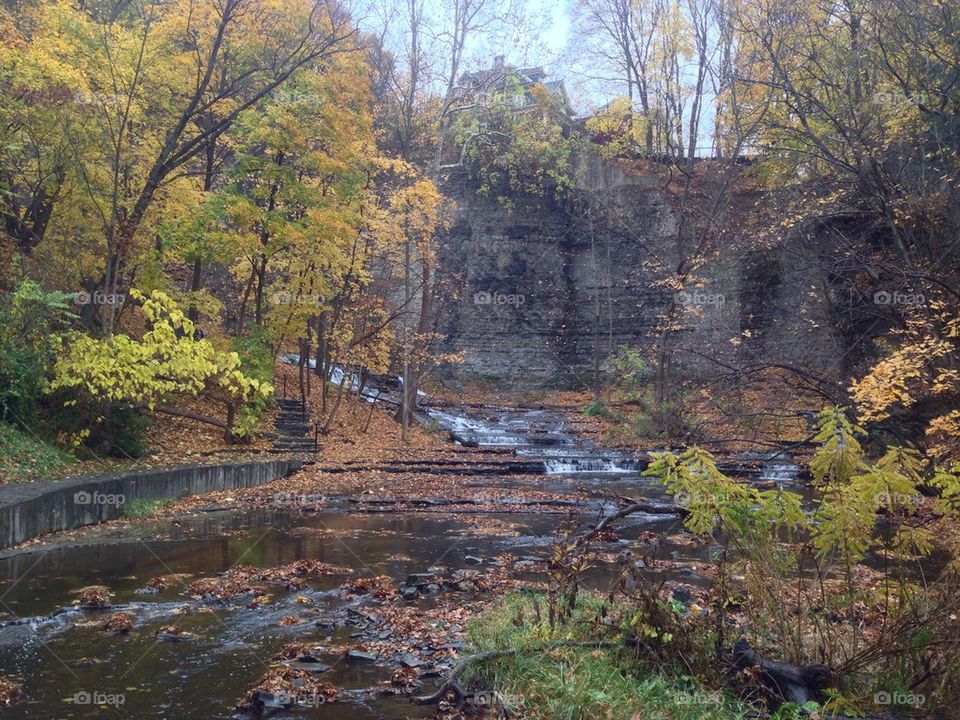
50, 290, 272, 437
643, 446, 800, 540
645, 411, 951, 567
810, 407, 866, 486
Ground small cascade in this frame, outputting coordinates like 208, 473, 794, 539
757, 459, 801, 487
543, 456, 647, 475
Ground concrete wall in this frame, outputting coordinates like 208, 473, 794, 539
0, 458, 302, 549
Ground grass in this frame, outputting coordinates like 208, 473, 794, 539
465, 593, 752, 720
123, 498, 176, 518
0, 422, 74, 483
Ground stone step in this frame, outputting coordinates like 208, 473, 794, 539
276, 400, 306, 409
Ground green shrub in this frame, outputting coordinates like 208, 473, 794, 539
582, 400, 615, 419
231, 324, 276, 433
0, 278, 75, 428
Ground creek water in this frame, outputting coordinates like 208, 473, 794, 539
0, 404, 804, 719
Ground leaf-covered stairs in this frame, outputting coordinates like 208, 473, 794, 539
270, 398, 317, 454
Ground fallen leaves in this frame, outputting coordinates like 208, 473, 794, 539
345, 575, 397, 600
187, 560, 351, 600
75, 585, 111, 607
237, 667, 339, 711
0, 677, 22, 707
100, 612, 133, 635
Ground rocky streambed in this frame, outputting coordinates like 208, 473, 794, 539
0, 403, 805, 719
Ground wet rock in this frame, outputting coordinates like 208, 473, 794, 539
406, 573, 435, 587
398, 653, 425, 668
315, 617, 337, 629
464, 555, 483, 565
283, 658, 330, 674
346, 649, 379, 663
254, 690, 291, 709
456, 580, 477, 592
424, 584, 441, 595
401, 587, 418, 602
671, 587, 692, 603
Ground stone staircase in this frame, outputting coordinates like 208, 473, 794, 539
270, 398, 317, 454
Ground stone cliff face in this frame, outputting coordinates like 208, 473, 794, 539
434, 159, 839, 388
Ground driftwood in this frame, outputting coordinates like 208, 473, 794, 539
568, 498, 685, 550
730, 639, 832, 707
412, 641, 617, 706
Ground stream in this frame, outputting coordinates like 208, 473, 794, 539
0, 402, 806, 719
